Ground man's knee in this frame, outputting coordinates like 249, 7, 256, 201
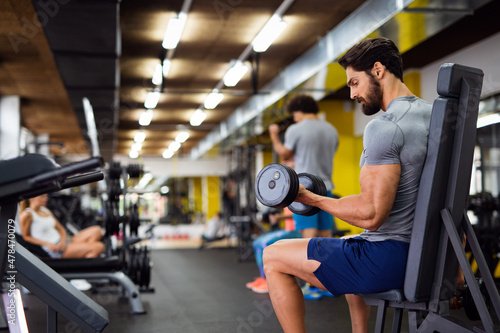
263, 242, 283, 273
262, 243, 276, 265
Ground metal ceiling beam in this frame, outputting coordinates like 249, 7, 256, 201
402, 7, 474, 15
190, 0, 416, 159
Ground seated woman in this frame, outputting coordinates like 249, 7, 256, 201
19, 194, 105, 258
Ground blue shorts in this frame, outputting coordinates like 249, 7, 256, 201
293, 191, 334, 231
307, 236, 409, 296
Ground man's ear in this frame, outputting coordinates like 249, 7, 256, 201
372, 62, 385, 78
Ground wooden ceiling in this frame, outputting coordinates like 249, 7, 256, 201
1, 0, 500, 163
117, 0, 366, 157
0, 1, 85, 156
1, 0, 367, 161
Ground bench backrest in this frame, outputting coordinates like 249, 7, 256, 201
404, 63, 484, 302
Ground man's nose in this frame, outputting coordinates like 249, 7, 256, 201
350, 88, 357, 100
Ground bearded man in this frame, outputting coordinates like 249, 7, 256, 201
262, 37, 432, 333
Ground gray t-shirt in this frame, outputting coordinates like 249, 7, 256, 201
284, 119, 339, 191
359, 96, 432, 243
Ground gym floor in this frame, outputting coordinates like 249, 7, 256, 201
20, 246, 477, 332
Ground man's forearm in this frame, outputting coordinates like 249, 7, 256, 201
297, 192, 381, 231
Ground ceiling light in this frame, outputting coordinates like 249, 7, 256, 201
152, 63, 163, 85
162, 13, 187, 50
160, 186, 170, 194
162, 149, 174, 159
190, 108, 207, 126
82, 97, 100, 157
169, 141, 181, 151
204, 90, 224, 109
175, 130, 190, 143
137, 172, 154, 189
252, 15, 287, 53
131, 142, 142, 151
129, 150, 139, 159
477, 113, 500, 128
139, 109, 154, 126
163, 59, 171, 77
144, 91, 160, 109
134, 130, 146, 143
223, 60, 249, 87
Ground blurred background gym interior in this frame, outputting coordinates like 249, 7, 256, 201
2, 0, 500, 331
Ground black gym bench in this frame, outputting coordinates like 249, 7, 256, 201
0, 154, 109, 332
358, 64, 500, 332
15, 234, 147, 315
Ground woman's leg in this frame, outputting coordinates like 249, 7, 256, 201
72, 225, 103, 243
263, 238, 325, 333
62, 241, 105, 258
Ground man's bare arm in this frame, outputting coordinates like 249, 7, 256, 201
295, 163, 400, 231
269, 124, 294, 161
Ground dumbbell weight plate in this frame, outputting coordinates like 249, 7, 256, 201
140, 248, 152, 288
311, 174, 328, 198
108, 161, 122, 179
255, 163, 299, 209
289, 173, 327, 216
127, 164, 142, 179
128, 246, 138, 284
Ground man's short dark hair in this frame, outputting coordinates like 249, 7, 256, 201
285, 94, 319, 114
338, 37, 404, 82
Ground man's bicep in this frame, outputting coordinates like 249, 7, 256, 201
359, 163, 401, 227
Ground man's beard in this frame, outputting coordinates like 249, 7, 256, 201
357, 74, 383, 116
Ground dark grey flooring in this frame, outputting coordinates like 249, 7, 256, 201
19, 247, 483, 332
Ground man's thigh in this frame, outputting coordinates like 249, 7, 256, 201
264, 238, 326, 289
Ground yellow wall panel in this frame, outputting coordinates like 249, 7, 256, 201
403, 71, 421, 98
206, 176, 220, 219
192, 177, 202, 214
319, 99, 364, 234
263, 150, 274, 167
395, 0, 429, 53
325, 62, 348, 92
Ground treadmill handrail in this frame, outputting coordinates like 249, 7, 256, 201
30, 157, 103, 185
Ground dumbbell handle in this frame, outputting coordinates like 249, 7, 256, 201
289, 173, 327, 216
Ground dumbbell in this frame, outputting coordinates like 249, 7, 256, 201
255, 163, 327, 216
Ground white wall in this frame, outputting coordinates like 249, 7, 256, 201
0, 96, 21, 159
420, 32, 500, 102
114, 154, 229, 178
